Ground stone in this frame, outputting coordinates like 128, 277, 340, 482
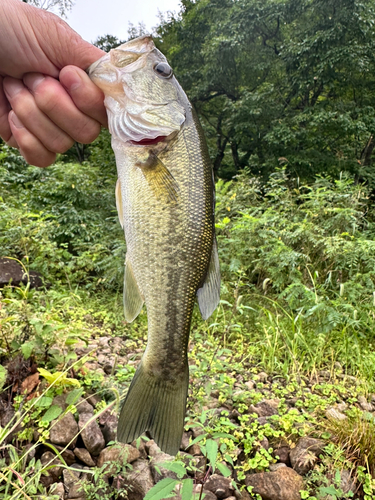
340, 469, 356, 495
203, 474, 234, 499
145, 440, 161, 457
40, 451, 62, 482
244, 380, 256, 390
257, 372, 268, 383
49, 482, 65, 499
63, 468, 81, 486
76, 398, 94, 415
97, 444, 140, 476
123, 458, 155, 499
290, 437, 325, 475
180, 431, 192, 450
193, 484, 217, 499
0, 257, 43, 288
54, 446, 76, 466
103, 362, 114, 375
249, 401, 278, 418
269, 463, 287, 472
245, 466, 304, 500
273, 445, 291, 465
74, 448, 96, 467
50, 412, 79, 448
326, 408, 347, 421
100, 414, 118, 444
66, 482, 86, 499
78, 413, 105, 456
358, 395, 374, 412
150, 451, 187, 483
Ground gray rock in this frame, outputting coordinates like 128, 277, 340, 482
54, 446, 76, 466
180, 431, 192, 450
326, 408, 347, 421
203, 474, 234, 499
245, 467, 304, 500
340, 469, 356, 495
50, 412, 79, 448
358, 395, 374, 412
249, 401, 278, 417
124, 458, 155, 499
78, 413, 105, 456
193, 485, 217, 500
49, 482, 65, 499
269, 463, 287, 472
100, 414, 118, 444
244, 380, 256, 390
97, 444, 140, 476
150, 451, 186, 483
40, 451, 62, 482
290, 437, 325, 475
273, 445, 291, 465
63, 468, 81, 486
257, 372, 268, 383
0, 257, 43, 288
76, 398, 94, 415
74, 448, 96, 467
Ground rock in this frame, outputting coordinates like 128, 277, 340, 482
74, 448, 96, 467
326, 408, 347, 421
245, 380, 256, 390
187, 443, 202, 456
124, 458, 155, 499
100, 414, 118, 444
54, 446, 76, 466
289, 437, 325, 475
49, 482, 65, 499
50, 412, 79, 448
340, 469, 356, 495
245, 466, 304, 500
203, 474, 234, 499
273, 445, 291, 465
145, 440, 161, 457
40, 451, 62, 482
193, 484, 217, 499
180, 431, 192, 450
66, 482, 86, 499
269, 463, 287, 472
86, 393, 101, 408
358, 395, 374, 412
249, 401, 278, 418
78, 413, 105, 456
63, 468, 81, 486
0, 257, 43, 288
259, 437, 269, 450
97, 444, 140, 476
52, 394, 70, 411
76, 398, 94, 415
257, 372, 268, 383
150, 451, 186, 483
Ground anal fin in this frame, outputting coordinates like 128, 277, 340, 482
136, 154, 180, 204
197, 237, 221, 320
124, 259, 144, 322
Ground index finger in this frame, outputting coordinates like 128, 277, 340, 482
59, 66, 107, 128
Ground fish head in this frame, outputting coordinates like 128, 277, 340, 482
88, 35, 187, 144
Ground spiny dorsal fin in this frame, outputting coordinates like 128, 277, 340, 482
136, 154, 180, 204
115, 178, 124, 229
124, 258, 144, 322
197, 237, 221, 320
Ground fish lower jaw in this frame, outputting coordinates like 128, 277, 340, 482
130, 135, 168, 146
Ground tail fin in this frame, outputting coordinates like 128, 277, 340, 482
117, 359, 189, 456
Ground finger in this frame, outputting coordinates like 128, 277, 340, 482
0, 76, 12, 142
23, 73, 101, 144
60, 66, 108, 127
3, 76, 74, 154
9, 111, 56, 167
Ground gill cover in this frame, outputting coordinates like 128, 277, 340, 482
89, 36, 186, 143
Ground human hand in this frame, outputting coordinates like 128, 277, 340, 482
0, 0, 108, 167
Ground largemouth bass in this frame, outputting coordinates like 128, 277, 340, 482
89, 35, 220, 455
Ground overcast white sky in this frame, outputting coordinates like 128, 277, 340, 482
65, 0, 182, 44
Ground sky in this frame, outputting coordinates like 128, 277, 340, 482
65, 0, 182, 45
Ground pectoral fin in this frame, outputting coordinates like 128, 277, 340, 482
123, 259, 144, 322
136, 154, 180, 204
115, 178, 124, 229
197, 237, 221, 320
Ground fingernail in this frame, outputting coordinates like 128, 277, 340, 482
3, 78, 23, 99
24, 73, 45, 93
10, 112, 24, 129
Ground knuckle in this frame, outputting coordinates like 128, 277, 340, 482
50, 135, 74, 154
74, 120, 100, 144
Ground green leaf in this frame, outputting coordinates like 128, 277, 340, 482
66, 388, 84, 405
205, 439, 218, 470
159, 461, 186, 479
181, 478, 193, 500
41, 405, 63, 423
21, 341, 37, 360
216, 462, 232, 477
143, 478, 178, 500
0, 365, 7, 392
35, 396, 53, 408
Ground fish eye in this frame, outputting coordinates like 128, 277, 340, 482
154, 62, 173, 78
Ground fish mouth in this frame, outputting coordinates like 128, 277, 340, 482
130, 136, 168, 146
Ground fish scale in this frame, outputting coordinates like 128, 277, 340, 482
89, 35, 220, 455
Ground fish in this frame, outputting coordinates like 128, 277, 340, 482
88, 35, 220, 455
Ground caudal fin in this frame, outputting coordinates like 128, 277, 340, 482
117, 359, 189, 456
